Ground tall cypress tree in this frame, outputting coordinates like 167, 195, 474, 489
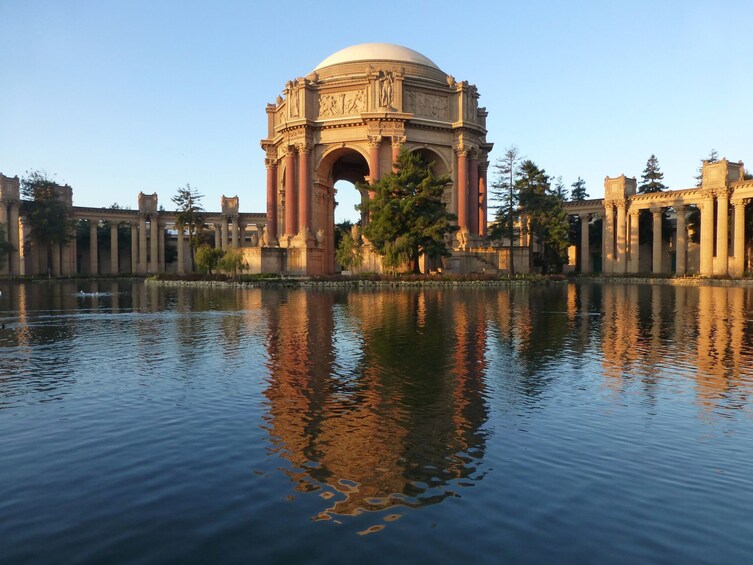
638, 154, 667, 193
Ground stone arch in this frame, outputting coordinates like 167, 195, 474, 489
314, 145, 372, 273
407, 145, 451, 178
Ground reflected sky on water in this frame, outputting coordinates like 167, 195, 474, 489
1, 281, 753, 563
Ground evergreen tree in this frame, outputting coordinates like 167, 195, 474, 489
570, 177, 588, 201
489, 145, 521, 274
553, 176, 567, 199
694, 149, 719, 187
21, 170, 75, 274
517, 160, 570, 272
172, 184, 205, 271
638, 154, 667, 193
360, 151, 456, 274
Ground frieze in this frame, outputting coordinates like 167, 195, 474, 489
318, 89, 366, 117
404, 90, 449, 120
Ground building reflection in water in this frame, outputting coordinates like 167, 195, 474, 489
597, 283, 753, 412
261, 289, 490, 522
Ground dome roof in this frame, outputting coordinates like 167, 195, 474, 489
315, 43, 440, 71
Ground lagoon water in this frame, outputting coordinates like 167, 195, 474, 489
1, 280, 753, 563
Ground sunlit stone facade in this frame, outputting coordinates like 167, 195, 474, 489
260, 43, 494, 275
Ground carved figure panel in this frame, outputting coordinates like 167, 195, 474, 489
318, 90, 366, 117
404, 90, 449, 120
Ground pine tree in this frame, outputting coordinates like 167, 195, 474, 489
553, 176, 567, 199
570, 177, 588, 201
172, 184, 205, 271
360, 151, 456, 273
694, 149, 719, 187
517, 160, 570, 273
638, 154, 667, 193
489, 145, 521, 274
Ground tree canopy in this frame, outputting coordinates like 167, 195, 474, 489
359, 151, 456, 273
570, 177, 588, 201
694, 149, 719, 187
638, 154, 667, 193
172, 184, 205, 270
516, 160, 570, 273
489, 146, 521, 274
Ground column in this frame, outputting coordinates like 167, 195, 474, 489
149, 219, 159, 273
478, 162, 488, 237
0, 202, 8, 276
110, 223, 119, 274
391, 136, 405, 171
221, 217, 229, 250
580, 213, 590, 273
716, 188, 729, 276
158, 222, 165, 272
265, 160, 278, 243
239, 224, 246, 247
177, 226, 185, 274
602, 204, 614, 274
9, 203, 20, 275
469, 153, 479, 236
214, 225, 221, 249
90, 220, 99, 275
456, 148, 469, 230
733, 200, 746, 277
615, 201, 627, 274
130, 223, 138, 273
17, 216, 28, 276
675, 206, 687, 276
139, 216, 148, 273
368, 137, 381, 183
68, 226, 77, 275
652, 208, 663, 274
629, 210, 640, 273
231, 217, 239, 248
700, 191, 714, 276
51, 243, 61, 276
285, 147, 297, 236
298, 144, 311, 231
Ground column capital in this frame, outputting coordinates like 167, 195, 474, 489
615, 199, 627, 210
650, 207, 663, 217
391, 135, 406, 148
714, 186, 731, 199
700, 188, 715, 200
295, 142, 312, 154
265, 157, 278, 169
455, 146, 470, 157
367, 135, 382, 148
674, 204, 687, 213
732, 198, 749, 207
628, 207, 641, 218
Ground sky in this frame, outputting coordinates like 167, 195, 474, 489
2, 0, 752, 221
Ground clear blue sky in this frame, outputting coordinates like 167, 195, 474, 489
2, 0, 752, 219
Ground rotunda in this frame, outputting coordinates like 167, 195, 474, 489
260, 43, 493, 274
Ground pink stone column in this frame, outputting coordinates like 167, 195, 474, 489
456, 149, 469, 230
285, 148, 297, 236
265, 161, 278, 242
469, 154, 479, 235
478, 164, 488, 237
298, 144, 311, 231
391, 136, 405, 172
368, 138, 381, 183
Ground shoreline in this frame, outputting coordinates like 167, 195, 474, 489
3, 274, 753, 288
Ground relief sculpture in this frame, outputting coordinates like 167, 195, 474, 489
319, 90, 366, 117
404, 90, 449, 120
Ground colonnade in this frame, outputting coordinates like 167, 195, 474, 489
455, 146, 488, 237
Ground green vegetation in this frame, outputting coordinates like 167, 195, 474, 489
194, 244, 223, 274
172, 184, 205, 271
570, 177, 588, 201
217, 248, 247, 279
21, 170, 75, 274
489, 145, 522, 275
359, 151, 456, 274
335, 226, 364, 271
638, 154, 667, 193
516, 160, 570, 273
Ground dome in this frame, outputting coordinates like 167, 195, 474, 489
315, 43, 441, 71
